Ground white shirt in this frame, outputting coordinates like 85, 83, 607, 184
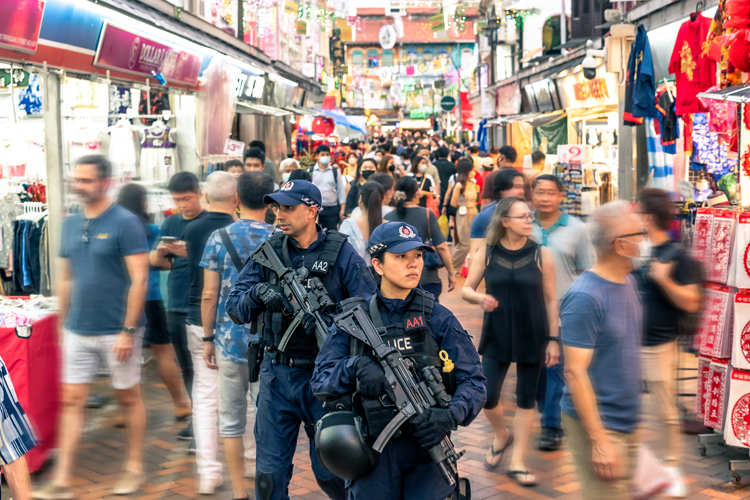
350, 205, 394, 218
312, 164, 347, 207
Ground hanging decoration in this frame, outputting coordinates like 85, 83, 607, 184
297, 3, 310, 19
451, 4, 467, 34
219, 0, 235, 26
347, 15, 363, 31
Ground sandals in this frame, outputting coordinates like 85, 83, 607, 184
484, 432, 514, 470
507, 470, 536, 487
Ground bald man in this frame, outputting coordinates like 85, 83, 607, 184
184, 171, 239, 492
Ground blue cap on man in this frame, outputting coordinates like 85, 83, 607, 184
367, 221, 435, 257
264, 180, 322, 207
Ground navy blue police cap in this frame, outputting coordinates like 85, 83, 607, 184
367, 221, 435, 257
264, 180, 322, 208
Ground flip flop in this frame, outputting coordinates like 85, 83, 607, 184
484, 432, 514, 470
507, 470, 536, 487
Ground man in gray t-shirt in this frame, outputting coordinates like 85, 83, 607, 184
531, 175, 592, 451
35, 155, 150, 499
560, 201, 643, 500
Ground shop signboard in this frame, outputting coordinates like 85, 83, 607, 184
560, 72, 618, 109
557, 144, 587, 163
1, 0, 46, 54
93, 22, 203, 86
223, 139, 245, 156
440, 95, 456, 112
233, 72, 265, 102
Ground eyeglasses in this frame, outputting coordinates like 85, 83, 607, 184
505, 214, 534, 222
611, 231, 646, 243
82, 219, 92, 244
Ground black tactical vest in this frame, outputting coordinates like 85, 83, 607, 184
258, 231, 348, 355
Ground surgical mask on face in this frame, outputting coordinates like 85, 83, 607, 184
283, 172, 291, 182
362, 170, 374, 180
418, 164, 427, 173
374, 155, 382, 162
623, 238, 650, 269
319, 156, 331, 166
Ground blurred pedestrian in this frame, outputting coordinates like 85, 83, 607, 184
1, 355, 37, 500
279, 158, 299, 183
635, 188, 702, 497
561, 201, 644, 500
225, 159, 244, 179
249, 140, 279, 183
34, 156, 149, 498
339, 181, 385, 262
117, 184, 191, 422
461, 196, 558, 487
201, 172, 276, 499
344, 152, 359, 182
406, 156, 436, 209
345, 158, 378, 217
433, 146, 456, 214
449, 158, 480, 272
529, 175, 592, 452
351, 172, 394, 218
481, 146, 518, 205
150, 172, 206, 445
416, 146, 441, 202
385, 176, 455, 301
311, 144, 347, 230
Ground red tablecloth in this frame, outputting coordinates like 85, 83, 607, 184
0, 312, 61, 472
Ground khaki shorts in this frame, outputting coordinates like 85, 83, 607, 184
62, 328, 144, 389
562, 413, 639, 500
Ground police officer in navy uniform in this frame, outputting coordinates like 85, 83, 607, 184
311, 221, 486, 500
226, 180, 377, 500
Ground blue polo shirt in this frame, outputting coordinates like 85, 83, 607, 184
469, 200, 497, 239
532, 211, 592, 300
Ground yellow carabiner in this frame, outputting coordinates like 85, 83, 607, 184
439, 350, 454, 373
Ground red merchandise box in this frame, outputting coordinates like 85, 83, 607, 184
705, 358, 731, 430
0, 313, 60, 472
725, 369, 750, 448
709, 209, 736, 285
693, 208, 714, 266
696, 356, 713, 419
699, 284, 735, 358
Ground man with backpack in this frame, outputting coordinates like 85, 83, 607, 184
636, 188, 702, 498
200, 172, 276, 499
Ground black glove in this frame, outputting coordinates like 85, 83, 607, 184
410, 408, 456, 449
301, 312, 317, 337
256, 284, 292, 312
355, 357, 390, 399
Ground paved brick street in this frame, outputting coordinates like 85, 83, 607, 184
7, 273, 750, 499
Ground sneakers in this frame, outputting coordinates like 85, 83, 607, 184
187, 437, 196, 454
245, 459, 256, 479
32, 483, 74, 500
663, 467, 687, 498
538, 427, 562, 451
178, 422, 193, 441
113, 471, 145, 495
198, 475, 223, 495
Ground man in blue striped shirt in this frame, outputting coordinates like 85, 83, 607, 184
0, 355, 37, 500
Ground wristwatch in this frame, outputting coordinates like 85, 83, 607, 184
548, 336, 561, 342
203, 334, 216, 342
122, 327, 137, 336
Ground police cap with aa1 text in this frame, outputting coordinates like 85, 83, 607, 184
264, 180, 322, 208
367, 221, 435, 257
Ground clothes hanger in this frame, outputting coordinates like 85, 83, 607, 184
690, 0, 705, 21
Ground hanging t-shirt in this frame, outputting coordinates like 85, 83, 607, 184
140, 125, 178, 184
668, 14, 715, 115
655, 91, 679, 154
107, 122, 137, 180
624, 25, 657, 126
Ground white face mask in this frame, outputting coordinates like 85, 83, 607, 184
282, 172, 291, 182
418, 164, 427, 173
621, 237, 650, 269
319, 156, 331, 166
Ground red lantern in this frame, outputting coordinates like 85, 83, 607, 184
312, 117, 335, 136
728, 30, 750, 72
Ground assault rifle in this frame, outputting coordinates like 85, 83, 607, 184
251, 240, 333, 350
334, 305, 464, 486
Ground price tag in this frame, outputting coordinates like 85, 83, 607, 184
224, 139, 245, 156
557, 145, 584, 163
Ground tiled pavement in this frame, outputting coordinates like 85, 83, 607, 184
7, 272, 750, 499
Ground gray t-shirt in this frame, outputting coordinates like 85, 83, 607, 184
532, 212, 592, 300
560, 271, 643, 434
59, 203, 149, 335
384, 206, 445, 284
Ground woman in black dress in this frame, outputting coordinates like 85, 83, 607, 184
461, 196, 559, 487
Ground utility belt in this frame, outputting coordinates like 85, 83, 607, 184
268, 348, 316, 371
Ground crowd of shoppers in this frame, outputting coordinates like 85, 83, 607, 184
0, 131, 703, 500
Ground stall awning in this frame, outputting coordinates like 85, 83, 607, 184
283, 106, 324, 116
321, 110, 368, 134
698, 84, 750, 103
494, 110, 566, 126
236, 103, 292, 116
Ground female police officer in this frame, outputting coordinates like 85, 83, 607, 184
311, 221, 486, 499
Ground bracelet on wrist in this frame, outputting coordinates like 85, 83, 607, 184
202, 335, 216, 342
548, 336, 561, 342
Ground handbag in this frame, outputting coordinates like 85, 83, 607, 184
423, 208, 445, 270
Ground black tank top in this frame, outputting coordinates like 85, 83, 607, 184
479, 239, 549, 363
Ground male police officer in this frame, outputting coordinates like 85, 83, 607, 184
226, 180, 377, 500
311, 222, 486, 500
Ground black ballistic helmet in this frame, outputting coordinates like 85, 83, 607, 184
315, 411, 378, 480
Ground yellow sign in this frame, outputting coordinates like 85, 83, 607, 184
283, 1, 298, 16
430, 13, 445, 33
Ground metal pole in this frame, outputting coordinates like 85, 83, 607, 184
456, 50, 462, 144
42, 70, 65, 295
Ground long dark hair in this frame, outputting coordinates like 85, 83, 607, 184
356, 158, 378, 184
117, 183, 152, 237
360, 181, 385, 238
455, 158, 474, 195
393, 175, 418, 216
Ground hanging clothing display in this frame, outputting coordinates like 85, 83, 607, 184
138, 90, 171, 125
706, 0, 743, 89
692, 113, 734, 176
655, 90, 679, 154
698, 85, 737, 148
16, 74, 42, 117
108, 86, 132, 126
624, 25, 657, 125
669, 13, 716, 115
139, 121, 178, 184
646, 118, 675, 192
104, 119, 138, 180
